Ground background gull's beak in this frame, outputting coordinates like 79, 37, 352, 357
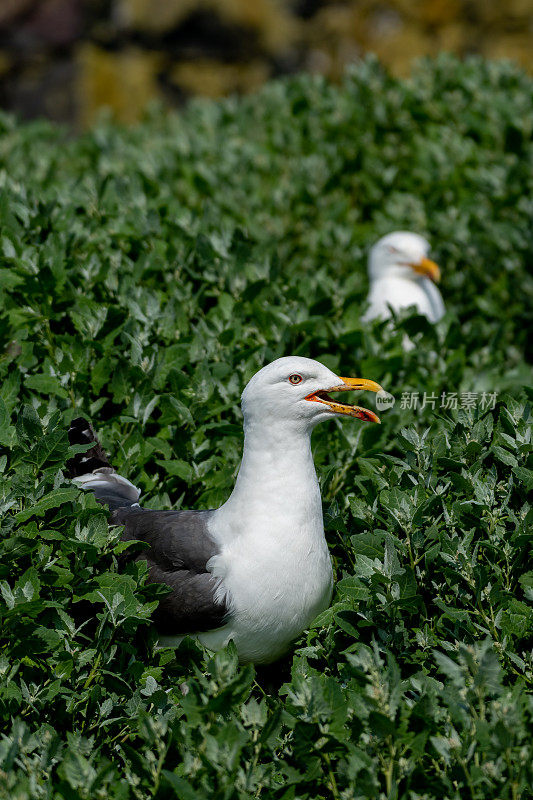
409, 257, 441, 283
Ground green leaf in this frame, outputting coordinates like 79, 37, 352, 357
162, 773, 203, 800
25, 374, 68, 399
15, 487, 79, 522
156, 459, 194, 482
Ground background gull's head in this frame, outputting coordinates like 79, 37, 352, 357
368, 231, 440, 284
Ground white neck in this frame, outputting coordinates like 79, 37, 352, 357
370, 264, 418, 283
213, 418, 323, 543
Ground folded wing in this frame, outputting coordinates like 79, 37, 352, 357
67, 418, 229, 637
113, 507, 229, 635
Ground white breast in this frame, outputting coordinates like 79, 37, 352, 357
201, 425, 334, 663
203, 513, 333, 663
364, 276, 444, 323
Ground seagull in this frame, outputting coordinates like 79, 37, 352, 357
68, 356, 383, 664
363, 231, 445, 324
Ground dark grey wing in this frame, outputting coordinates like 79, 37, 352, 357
112, 507, 229, 635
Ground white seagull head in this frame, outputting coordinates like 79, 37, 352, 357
368, 231, 441, 284
241, 356, 383, 432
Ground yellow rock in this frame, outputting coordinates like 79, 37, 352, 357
303, 5, 362, 79
393, 0, 462, 25
484, 34, 533, 70
366, 21, 435, 76
436, 23, 468, 53
116, 0, 296, 50
219, 0, 296, 51
309, 4, 356, 39
0, 51, 12, 78
304, 0, 532, 77
464, 0, 511, 23
77, 43, 162, 126
115, 0, 198, 34
68, 0, 533, 126
170, 58, 270, 97
505, 0, 533, 14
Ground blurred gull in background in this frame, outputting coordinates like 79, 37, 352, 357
363, 231, 445, 325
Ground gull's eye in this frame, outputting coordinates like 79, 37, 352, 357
386, 245, 398, 255
289, 374, 303, 385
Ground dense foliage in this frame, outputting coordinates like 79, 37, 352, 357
0, 55, 532, 799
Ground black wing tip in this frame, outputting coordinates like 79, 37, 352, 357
66, 416, 113, 477
68, 417, 96, 446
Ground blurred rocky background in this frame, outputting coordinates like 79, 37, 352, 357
1, 0, 532, 128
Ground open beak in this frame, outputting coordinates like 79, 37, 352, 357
305, 377, 383, 423
409, 257, 441, 283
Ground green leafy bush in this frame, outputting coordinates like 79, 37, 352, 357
0, 55, 531, 799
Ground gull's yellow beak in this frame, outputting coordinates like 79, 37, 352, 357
409, 257, 441, 283
305, 377, 383, 423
